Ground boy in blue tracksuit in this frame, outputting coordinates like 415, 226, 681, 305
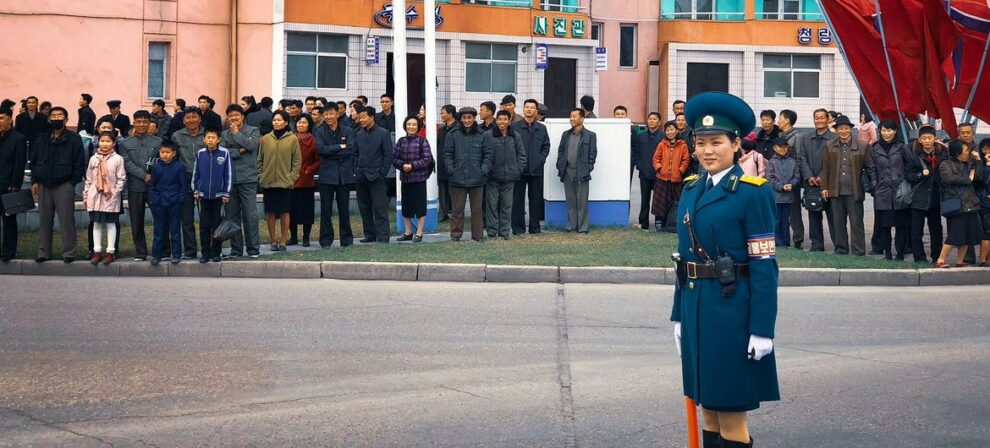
149, 141, 188, 265
192, 129, 233, 262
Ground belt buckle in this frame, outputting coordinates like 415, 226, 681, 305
687, 262, 698, 279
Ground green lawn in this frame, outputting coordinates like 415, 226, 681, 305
15, 214, 919, 269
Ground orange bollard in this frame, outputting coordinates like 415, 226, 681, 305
685, 397, 700, 448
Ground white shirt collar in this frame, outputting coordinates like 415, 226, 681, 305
707, 166, 734, 187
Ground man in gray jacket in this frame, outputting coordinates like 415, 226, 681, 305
556, 108, 598, 233
487, 111, 527, 239
170, 107, 206, 258
778, 109, 806, 249
800, 108, 836, 252
221, 104, 261, 258
119, 110, 162, 261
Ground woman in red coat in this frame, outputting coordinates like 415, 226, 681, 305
288, 115, 321, 246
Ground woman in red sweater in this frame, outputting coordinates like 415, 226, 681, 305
288, 115, 321, 247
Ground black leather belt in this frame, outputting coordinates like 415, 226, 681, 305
678, 261, 749, 279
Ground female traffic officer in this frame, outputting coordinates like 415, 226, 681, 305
671, 92, 780, 448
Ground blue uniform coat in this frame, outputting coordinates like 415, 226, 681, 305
670, 164, 780, 410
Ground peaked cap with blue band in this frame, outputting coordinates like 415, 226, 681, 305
684, 92, 756, 138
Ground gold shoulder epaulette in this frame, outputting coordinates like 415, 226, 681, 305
684, 174, 700, 183
740, 175, 767, 186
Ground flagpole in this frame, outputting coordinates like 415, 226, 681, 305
871, 0, 912, 144
817, 0, 884, 139
961, 35, 990, 124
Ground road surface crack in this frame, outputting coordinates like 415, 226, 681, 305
1, 407, 114, 447
438, 384, 494, 400
555, 285, 578, 448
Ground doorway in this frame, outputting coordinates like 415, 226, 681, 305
686, 62, 729, 99
386, 53, 426, 116
544, 58, 577, 119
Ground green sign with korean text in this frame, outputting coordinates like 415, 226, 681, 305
553, 17, 567, 36
534, 16, 548, 35
572, 19, 585, 37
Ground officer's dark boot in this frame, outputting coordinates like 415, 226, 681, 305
702, 430, 721, 448
720, 436, 753, 447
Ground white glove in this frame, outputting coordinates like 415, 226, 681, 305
674, 322, 682, 357
747, 335, 774, 361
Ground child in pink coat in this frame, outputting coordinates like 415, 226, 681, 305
83, 132, 126, 265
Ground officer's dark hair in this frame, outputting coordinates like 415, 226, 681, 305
648, 112, 662, 120
442, 104, 457, 115
779, 109, 797, 126
759, 109, 776, 120
49, 106, 68, 118
614, 105, 628, 114
81, 93, 93, 105
225, 104, 245, 116
480, 101, 497, 114
259, 97, 274, 109
175, 98, 187, 109
132, 110, 152, 120
580, 95, 595, 112
496, 110, 512, 120
524, 98, 539, 108
152, 99, 166, 108
570, 108, 586, 118
948, 140, 968, 159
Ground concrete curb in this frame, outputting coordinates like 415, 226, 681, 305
2, 259, 987, 286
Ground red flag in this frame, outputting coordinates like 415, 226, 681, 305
948, 0, 990, 123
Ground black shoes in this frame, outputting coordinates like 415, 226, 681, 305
63, 256, 75, 264
720, 437, 753, 447
397, 234, 414, 242
359, 237, 376, 243
34, 257, 48, 263
199, 256, 210, 263
150, 258, 161, 266
413, 235, 423, 243
211, 256, 221, 263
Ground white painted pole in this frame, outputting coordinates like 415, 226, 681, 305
424, 0, 439, 233
393, 0, 407, 232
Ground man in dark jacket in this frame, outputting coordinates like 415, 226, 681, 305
354, 106, 393, 243
246, 97, 274, 136
77, 93, 96, 136
444, 107, 493, 242
556, 108, 598, 233
801, 108, 836, 252
0, 107, 27, 262
198, 96, 223, 132
168, 99, 187, 138
510, 99, 550, 235
150, 99, 172, 139
819, 115, 874, 256
221, 104, 262, 258
632, 112, 664, 230
904, 125, 948, 263
119, 110, 163, 261
486, 111, 527, 239
15, 96, 49, 150
778, 109, 806, 249
29, 107, 87, 263
374, 94, 396, 134
755, 110, 780, 160
315, 105, 357, 248
437, 105, 458, 222
103, 100, 131, 137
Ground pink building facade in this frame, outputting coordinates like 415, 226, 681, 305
0, 0, 277, 123
589, 0, 660, 123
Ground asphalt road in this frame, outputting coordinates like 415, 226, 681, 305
1, 277, 988, 447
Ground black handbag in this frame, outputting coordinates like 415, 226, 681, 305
212, 210, 241, 242
861, 168, 876, 195
1, 190, 35, 216
802, 187, 824, 212
940, 197, 963, 218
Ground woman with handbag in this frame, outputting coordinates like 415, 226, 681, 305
392, 116, 434, 242
871, 120, 911, 260
936, 140, 983, 268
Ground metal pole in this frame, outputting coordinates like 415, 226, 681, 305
817, 0, 881, 133
393, 0, 407, 233
423, 0, 439, 233
872, 0, 911, 144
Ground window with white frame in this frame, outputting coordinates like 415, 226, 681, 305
591, 22, 603, 45
674, 0, 714, 19
760, 0, 801, 19
147, 42, 169, 99
763, 54, 820, 98
286, 33, 348, 89
619, 24, 637, 68
465, 43, 517, 93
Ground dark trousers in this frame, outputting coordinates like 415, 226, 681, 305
871, 220, 883, 253
318, 183, 354, 247
127, 190, 149, 258
356, 178, 390, 242
789, 189, 805, 247
450, 186, 484, 241
807, 206, 835, 251
911, 206, 943, 262
198, 199, 223, 258
0, 201, 17, 260
776, 203, 792, 246
486, 179, 514, 237
638, 178, 655, 229
227, 182, 260, 256
438, 180, 452, 219
180, 191, 198, 257
563, 171, 590, 233
38, 182, 76, 259
512, 174, 544, 234
830, 195, 865, 255
877, 224, 909, 259
151, 204, 181, 260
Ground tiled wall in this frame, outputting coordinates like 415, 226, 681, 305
282, 23, 598, 113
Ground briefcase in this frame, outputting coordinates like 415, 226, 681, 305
1, 190, 35, 216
